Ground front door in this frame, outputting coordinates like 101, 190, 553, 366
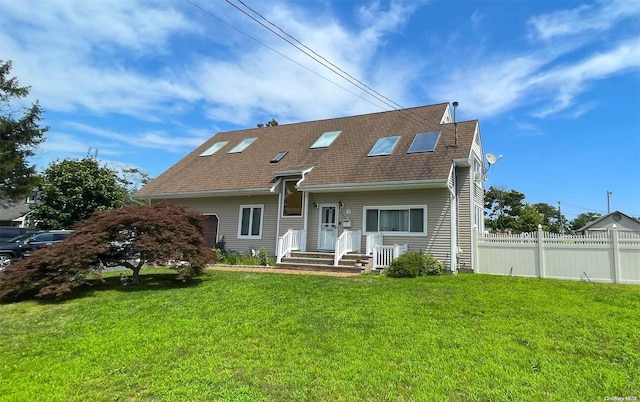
318, 204, 338, 250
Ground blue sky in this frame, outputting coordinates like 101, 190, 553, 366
1, 0, 639, 221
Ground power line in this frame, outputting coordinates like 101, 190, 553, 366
235, 0, 408, 112
186, 0, 446, 129
224, 0, 444, 128
183, 0, 386, 110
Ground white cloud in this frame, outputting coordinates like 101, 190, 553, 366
66, 123, 209, 152
527, 0, 640, 41
530, 38, 640, 117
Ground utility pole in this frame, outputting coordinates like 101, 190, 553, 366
607, 191, 612, 214
558, 201, 564, 235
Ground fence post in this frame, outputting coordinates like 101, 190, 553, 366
537, 225, 545, 279
611, 224, 620, 284
472, 225, 479, 273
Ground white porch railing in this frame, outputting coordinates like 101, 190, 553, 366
334, 230, 362, 266
372, 244, 408, 269
366, 233, 383, 255
276, 229, 306, 263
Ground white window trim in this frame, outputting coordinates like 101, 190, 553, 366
474, 159, 483, 188
237, 204, 264, 239
362, 205, 428, 236
281, 180, 303, 218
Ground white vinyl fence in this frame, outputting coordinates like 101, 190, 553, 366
372, 244, 408, 269
474, 225, 640, 284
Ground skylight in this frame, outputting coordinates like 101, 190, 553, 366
270, 151, 288, 163
407, 132, 440, 153
310, 130, 341, 148
368, 136, 401, 156
199, 141, 228, 157
228, 137, 257, 153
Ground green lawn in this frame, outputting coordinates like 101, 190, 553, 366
1, 269, 638, 401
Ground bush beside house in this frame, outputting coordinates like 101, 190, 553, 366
385, 251, 444, 278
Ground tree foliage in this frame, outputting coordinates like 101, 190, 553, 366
31, 156, 127, 229
513, 203, 544, 233
0, 60, 48, 203
570, 212, 601, 231
0, 203, 215, 301
484, 186, 525, 231
257, 118, 278, 128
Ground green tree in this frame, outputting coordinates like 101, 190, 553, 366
114, 165, 151, 206
31, 156, 126, 229
484, 186, 525, 231
514, 203, 544, 233
0, 60, 48, 203
256, 118, 278, 128
531, 202, 569, 233
0, 203, 215, 301
570, 212, 601, 231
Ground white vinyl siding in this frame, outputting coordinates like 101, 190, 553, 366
364, 206, 427, 236
238, 205, 263, 239
307, 189, 452, 267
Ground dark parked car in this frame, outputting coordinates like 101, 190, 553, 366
0, 230, 72, 270
0, 227, 40, 243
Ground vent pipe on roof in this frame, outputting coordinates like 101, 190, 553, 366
452, 101, 459, 146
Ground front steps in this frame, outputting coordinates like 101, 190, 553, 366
278, 251, 370, 274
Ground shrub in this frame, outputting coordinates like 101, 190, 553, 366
216, 248, 274, 266
422, 254, 445, 275
385, 251, 444, 278
0, 203, 214, 301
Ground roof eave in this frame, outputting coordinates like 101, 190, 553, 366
299, 179, 449, 193
133, 187, 273, 200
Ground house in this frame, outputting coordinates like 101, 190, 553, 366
575, 211, 640, 235
135, 102, 485, 272
0, 190, 39, 227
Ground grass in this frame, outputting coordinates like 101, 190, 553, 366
0, 269, 638, 401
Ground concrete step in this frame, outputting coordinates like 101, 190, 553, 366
277, 261, 363, 274
281, 256, 334, 265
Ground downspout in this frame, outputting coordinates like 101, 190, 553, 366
297, 167, 313, 252
271, 178, 282, 256
449, 163, 458, 273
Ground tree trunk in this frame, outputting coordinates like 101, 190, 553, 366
131, 266, 141, 284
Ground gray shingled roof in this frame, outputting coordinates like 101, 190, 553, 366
137, 103, 478, 197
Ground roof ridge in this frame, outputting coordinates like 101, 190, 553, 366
217, 102, 450, 135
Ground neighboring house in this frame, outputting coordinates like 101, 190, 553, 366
576, 211, 640, 235
0, 191, 39, 227
135, 102, 485, 272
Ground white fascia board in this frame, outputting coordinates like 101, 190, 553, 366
133, 188, 273, 199
273, 166, 314, 177
299, 179, 448, 193
453, 157, 471, 167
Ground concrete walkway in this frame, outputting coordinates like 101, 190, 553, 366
207, 265, 361, 277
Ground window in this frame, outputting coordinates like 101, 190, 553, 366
474, 159, 483, 187
310, 131, 341, 148
368, 136, 401, 156
238, 205, 263, 239
282, 181, 302, 216
199, 141, 228, 156
407, 132, 440, 153
270, 151, 288, 163
474, 205, 484, 233
364, 206, 427, 235
228, 137, 257, 153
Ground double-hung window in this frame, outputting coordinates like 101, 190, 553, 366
364, 206, 427, 235
238, 205, 263, 239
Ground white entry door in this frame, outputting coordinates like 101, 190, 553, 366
318, 204, 338, 250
